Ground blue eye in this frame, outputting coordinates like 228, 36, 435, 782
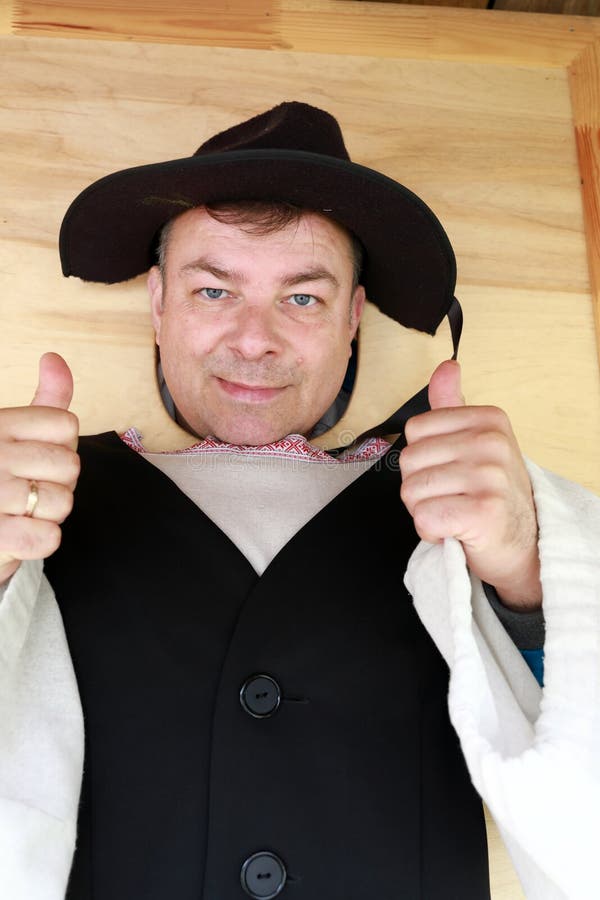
289, 293, 317, 307
200, 288, 228, 300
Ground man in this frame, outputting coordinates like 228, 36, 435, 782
0, 103, 598, 900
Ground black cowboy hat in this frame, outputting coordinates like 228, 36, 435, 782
59, 101, 457, 337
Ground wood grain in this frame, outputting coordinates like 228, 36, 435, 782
5, 0, 600, 66
569, 41, 600, 364
496, 0, 599, 12
6, 1, 600, 363
1, 10, 599, 896
377, 0, 489, 7
1, 33, 598, 481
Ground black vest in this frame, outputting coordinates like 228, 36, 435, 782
45, 432, 490, 900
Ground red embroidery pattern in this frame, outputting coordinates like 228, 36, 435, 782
120, 428, 390, 464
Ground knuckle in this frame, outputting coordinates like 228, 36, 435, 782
491, 405, 510, 427
55, 487, 75, 523
66, 449, 81, 482
44, 522, 63, 555
474, 429, 510, 460
400, 478, 414, 508
398, 444, 414, 475
412, 503, 426, 532
412, 502, 438, 542
41, 409, 79, 449
63, 411, 80, 444
27, 521, 62, 557
481, 405, 510, 431
413, 497, 463, 543
403, 418, 419, 444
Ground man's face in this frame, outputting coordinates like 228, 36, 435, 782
148, 207, 365, 445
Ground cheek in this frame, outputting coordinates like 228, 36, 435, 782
300, 332, 350, 389
160, 311, 220, 358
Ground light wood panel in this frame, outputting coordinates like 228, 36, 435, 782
2, 35, 597, 488
381, 0, 489, 7
4, 0, 600, 65
495, 0, 599, 12
4, 0, 600, 371
2, 5, 600, 897
569, 41, 600, 347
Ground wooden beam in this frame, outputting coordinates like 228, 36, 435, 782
7, 0, 600, 67
570, 41, 600, 366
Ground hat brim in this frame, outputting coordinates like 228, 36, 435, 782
59, 149, 456, 335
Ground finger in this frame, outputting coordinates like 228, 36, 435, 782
30, 353, 74, 410
410, 493, 501, 547
0, 514, 62, 562
400, 425, 513, 477
0, 406, 79, 448
0, 440, 80, 487
405, 404, 510, 444
0, 477, 74, 523
428, 359, 465, 410
400, 461, 509, 514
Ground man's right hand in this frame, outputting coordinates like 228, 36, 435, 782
0, 353, 80, 586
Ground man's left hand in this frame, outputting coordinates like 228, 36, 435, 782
399, 360, 542, 611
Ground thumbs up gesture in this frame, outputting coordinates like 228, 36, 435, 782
0, 353, 80, 585
400, 360, 542, 611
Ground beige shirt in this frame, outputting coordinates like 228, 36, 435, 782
143, 448, 375, 576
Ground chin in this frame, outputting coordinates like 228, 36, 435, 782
211, 418, 306, 447
214, 428, 296, 447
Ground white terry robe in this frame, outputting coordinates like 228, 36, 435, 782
0, 456, 598, 900
405, 459, 600, 900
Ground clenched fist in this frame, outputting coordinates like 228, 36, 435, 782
400, 360, 542, 611
0, 353, 79, 586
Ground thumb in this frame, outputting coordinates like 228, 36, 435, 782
30, 352, 74, 410
428, 359, 466, 410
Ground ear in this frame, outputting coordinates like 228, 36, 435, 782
349, 285, 366, 339
148, 266, 164, 344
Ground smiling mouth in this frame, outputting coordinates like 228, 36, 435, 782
215, 377, 287, 402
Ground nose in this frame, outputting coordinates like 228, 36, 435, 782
227, 303, 282, 360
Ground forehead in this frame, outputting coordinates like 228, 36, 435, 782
165, 206, 355, 270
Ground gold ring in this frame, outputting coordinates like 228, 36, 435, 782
24, 481, 39, 518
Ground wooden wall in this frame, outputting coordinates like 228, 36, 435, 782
364, 0, 600, 15
2, 4, 600, 897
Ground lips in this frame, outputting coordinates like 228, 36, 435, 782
215, 377, 287, 403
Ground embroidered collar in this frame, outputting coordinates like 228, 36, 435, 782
120, 428, 390, 464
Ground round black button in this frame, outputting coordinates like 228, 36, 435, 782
240, 851, 287, 899
240, 674, 281, 718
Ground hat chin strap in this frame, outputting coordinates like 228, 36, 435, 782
329, 296, 463, 450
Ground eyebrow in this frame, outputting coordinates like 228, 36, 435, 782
179, 256, 340, 289
280, 269, 340, 289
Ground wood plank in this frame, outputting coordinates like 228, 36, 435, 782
569, 41, 600, 366
6, 0, 600, 67
2, 34, 597, 486
496, 0, 599, 12
0, 0, 12, 34
374, 0, 489, 7
1, 25, 599, 898
484, 806, 526, 900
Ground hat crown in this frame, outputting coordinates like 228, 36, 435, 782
195, 101, 351, 160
